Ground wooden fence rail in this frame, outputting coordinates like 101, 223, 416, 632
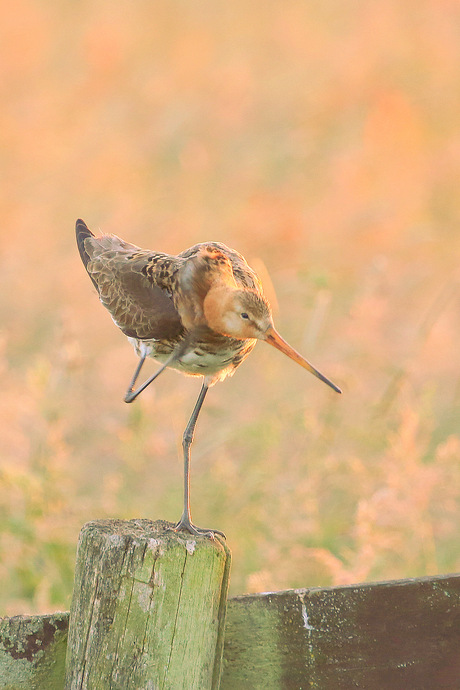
1, 519, 459, 689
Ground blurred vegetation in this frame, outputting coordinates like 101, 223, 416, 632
1, 0, 460, 614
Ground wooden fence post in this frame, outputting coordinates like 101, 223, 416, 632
64, 518, 231, 690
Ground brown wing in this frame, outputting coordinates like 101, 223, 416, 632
76, 220, 183, 341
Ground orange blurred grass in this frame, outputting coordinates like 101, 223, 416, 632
0, 0, 460, 613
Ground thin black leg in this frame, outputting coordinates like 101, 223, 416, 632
124, 351, 177, 403
124, 354, 146, 402
174, 380, 225, 539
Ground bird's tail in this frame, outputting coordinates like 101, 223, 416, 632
75, 219, 94, 268
75, 219, 99, 289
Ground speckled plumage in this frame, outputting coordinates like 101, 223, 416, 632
76, 219, 265, 383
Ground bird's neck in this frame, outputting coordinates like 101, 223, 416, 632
203, 285, 237, 335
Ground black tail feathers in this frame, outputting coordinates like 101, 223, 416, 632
75, 219, 98, 289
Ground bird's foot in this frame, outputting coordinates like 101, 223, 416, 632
124, 389, 135, 403
173, 517, 226, 540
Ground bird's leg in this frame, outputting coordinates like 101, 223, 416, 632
124, 351, 177, 403
124, 354, 146, 401
174, 381, 226, 539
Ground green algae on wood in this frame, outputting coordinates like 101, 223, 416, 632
0, 612, 68, 690
64, 519, 231, 690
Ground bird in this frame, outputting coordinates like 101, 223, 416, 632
76, 218, 341, 537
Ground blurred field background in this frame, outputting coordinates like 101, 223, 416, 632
1, 0, 460, 615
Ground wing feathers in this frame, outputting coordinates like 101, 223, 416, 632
75, 220, 183, 341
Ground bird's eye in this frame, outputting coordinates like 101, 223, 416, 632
240, 312, 250, 320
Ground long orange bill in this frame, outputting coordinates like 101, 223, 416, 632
264, 326, 342, 394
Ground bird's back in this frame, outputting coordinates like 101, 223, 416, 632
178, 241, 263, 293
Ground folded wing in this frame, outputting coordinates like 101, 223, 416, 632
76, 219, 184, 341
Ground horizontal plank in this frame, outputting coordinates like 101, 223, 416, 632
1, 573, 460, 689
0, 612, 68, 689
221, 572, 460, 689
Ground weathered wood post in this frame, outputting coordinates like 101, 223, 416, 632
64, 518, 231, 689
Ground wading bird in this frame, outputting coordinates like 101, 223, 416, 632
76, 219, 341, 537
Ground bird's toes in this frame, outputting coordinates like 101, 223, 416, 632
173, 519, 226, 540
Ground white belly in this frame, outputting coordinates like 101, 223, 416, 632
128, 336, 256, 381
174, 347, 236, 375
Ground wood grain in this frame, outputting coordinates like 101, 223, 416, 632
64, 519, 231, 690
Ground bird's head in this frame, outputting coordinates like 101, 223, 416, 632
204, 287, 273, 340
203, 286, 342, 393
